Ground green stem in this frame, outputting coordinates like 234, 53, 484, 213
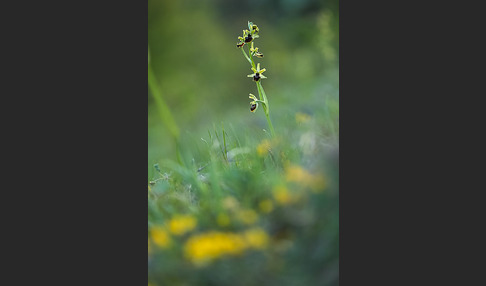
263, 108, 276, 137
241, 48, 252, 65
256, 82, 275, 137
248, 45, 256, 69
257, 82, 269, 111
148, 64, 180, 140
243, 43, 275, 137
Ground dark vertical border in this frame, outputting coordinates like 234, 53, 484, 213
338, 0, 475, 284
340, 0, 416, 284
76, 1, 149, 284
5, 0, 148, 283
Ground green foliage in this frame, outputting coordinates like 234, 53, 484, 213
148, 113, 339, 285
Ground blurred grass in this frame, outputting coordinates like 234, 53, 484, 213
148, 60, 180, 140
148, 121, 339, 285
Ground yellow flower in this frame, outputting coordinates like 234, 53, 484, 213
184, 227, 271, 266
243, 227, 269, 249
237, 209, 259, 225
222, 196, 239, 210
256, 139, 271, 156
217, 213, 231, 227
285, 165, 326, 193
184, 231, 247, 266
295, 112, 311, 124
285, 165, 311, 182
272, 185, 294, 205
151, 227, 171, 249
258, 199, 274, 213
168, 215, 197, 236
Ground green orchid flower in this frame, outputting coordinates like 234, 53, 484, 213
248, 21, 259, 35
249, 93, 267, 113
249, 42, 264, 58
247, 63, 267, 82
237, 28, 259, 47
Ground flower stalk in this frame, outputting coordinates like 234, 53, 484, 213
237, 21, 276, 137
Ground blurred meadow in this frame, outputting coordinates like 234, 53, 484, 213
148, 0, 339, 285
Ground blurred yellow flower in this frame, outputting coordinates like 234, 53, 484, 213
256, 139, 271, 156
295, 112, 311, 124
151, 227, 171, 249
168, 215, 197, 236
237, 209, 259, 225
285, 165, 326, 193
272, 186, 294, 205
258, 199, 274, 213
243, 227, 269, 249
285, 165, 312, 182
222, 196, 239, 210
184, 231, 246, 266
217, 213, 231, 227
